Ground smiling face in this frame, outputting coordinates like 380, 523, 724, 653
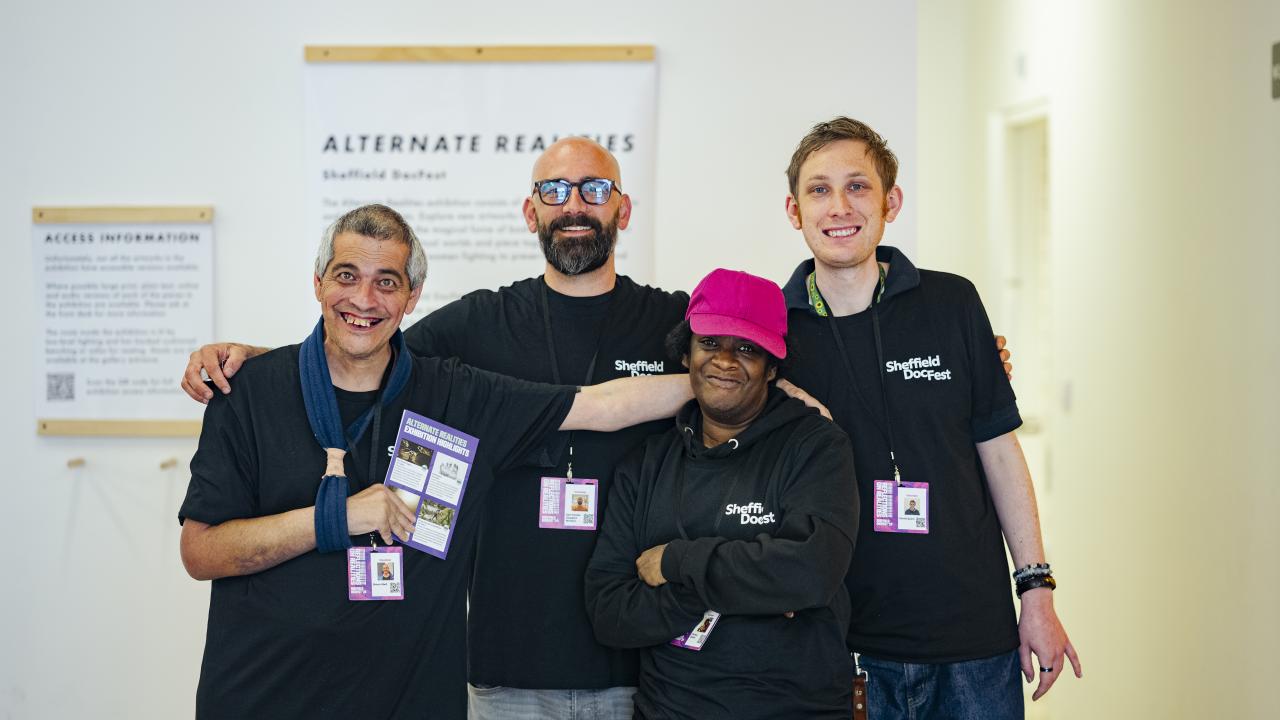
313, 231, 421, 368
684, 333, 777, 431
785, 139, 903, 272
523, 138, 632, 276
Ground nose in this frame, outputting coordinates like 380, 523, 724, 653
562, 186, 590, 213
350, 279, 379, 309
711, 346, 739, 370
829, 190, 853, 216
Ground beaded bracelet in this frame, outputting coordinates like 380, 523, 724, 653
1012, 563, 1052, 582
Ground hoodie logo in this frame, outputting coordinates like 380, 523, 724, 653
614, 359, 665, 376
725, 502, 776, 525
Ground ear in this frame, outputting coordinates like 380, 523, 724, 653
313, 274, 323, 302
883, 185, 904, 223
404, 283, 423, 316
767, 365, 778, 382
681, 354, 689, 370
785, 195, 803, 230
615, 192, 633, 231
522, 196, 539, 233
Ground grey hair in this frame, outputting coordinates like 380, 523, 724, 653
314, 204, 428, 290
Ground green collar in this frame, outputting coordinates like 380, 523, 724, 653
806, 264, 887, 317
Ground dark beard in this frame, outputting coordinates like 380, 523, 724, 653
537, 212, 618, 276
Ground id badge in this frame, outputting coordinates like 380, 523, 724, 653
670, 610, 721, 651
347, 546, 405, 601
873, 480, 930, 534
538, 477, 599, 531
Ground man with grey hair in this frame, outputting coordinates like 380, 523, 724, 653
312, 203, 430, 289
178, 203, 693, 720
183, 141, 691, 719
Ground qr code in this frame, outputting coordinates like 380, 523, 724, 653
584, 514, 595, 526
47, 373, 74, 401
389, 582, 400, 594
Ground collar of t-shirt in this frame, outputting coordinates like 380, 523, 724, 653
781, 245, 922, 315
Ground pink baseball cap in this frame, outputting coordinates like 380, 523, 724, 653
686, 268, 787, 358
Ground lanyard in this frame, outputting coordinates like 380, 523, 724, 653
538, 277, 616, 478
343, 395, 385, 547
342, 401, 384, 492
823, 265, 902, 484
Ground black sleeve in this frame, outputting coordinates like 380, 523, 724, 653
585, 449, 706, 648
445, 359, 576, 472
657, 428, 858, 615
403, 300, 469, 359
961, 281, 1023, 442
178, 393, 259, 526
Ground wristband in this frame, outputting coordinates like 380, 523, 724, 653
1016, 574, 1057, 597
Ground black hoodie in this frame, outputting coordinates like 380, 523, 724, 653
585, 387, 859, 719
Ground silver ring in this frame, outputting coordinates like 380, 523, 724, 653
1039, 666, 1054, 673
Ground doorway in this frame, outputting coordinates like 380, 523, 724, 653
987, 101, 1055, 718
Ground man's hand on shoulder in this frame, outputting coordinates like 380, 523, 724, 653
996, 335, 1013, 381
776, 379, 832, 420
1018, 588, 1082, 700
181, 342, 268, 403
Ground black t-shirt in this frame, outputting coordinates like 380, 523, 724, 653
404, 275, 688, 689
543, 285, 614, 383
782, 248, 1023, 664
179, 346, 575, 719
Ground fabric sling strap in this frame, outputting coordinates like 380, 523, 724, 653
299, 318, 413, 553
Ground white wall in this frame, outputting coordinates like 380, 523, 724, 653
0, 2, 917, 717
918, 1, 1280, 717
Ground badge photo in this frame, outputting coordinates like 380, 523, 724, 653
348, 546, 405, 601
873, 479, 930, 534
670, 610, 721, 651
539, 476, 599, 531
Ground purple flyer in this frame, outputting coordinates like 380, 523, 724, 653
382, 409, 480, 559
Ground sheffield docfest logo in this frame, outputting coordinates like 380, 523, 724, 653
886, 354, 953, 381
320, 132, 637, 155
725, 502, 776, 525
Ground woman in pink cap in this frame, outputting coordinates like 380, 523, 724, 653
586, 268, 859, 719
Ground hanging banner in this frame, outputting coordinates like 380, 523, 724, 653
303, 45, 657, 319
32, 206, 214, 436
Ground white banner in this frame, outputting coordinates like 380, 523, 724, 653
303, 59, 657, 321
33, 220, 213, 423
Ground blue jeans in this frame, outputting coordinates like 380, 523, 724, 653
859, 650, 1023, 720
468, 684, 636, 720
